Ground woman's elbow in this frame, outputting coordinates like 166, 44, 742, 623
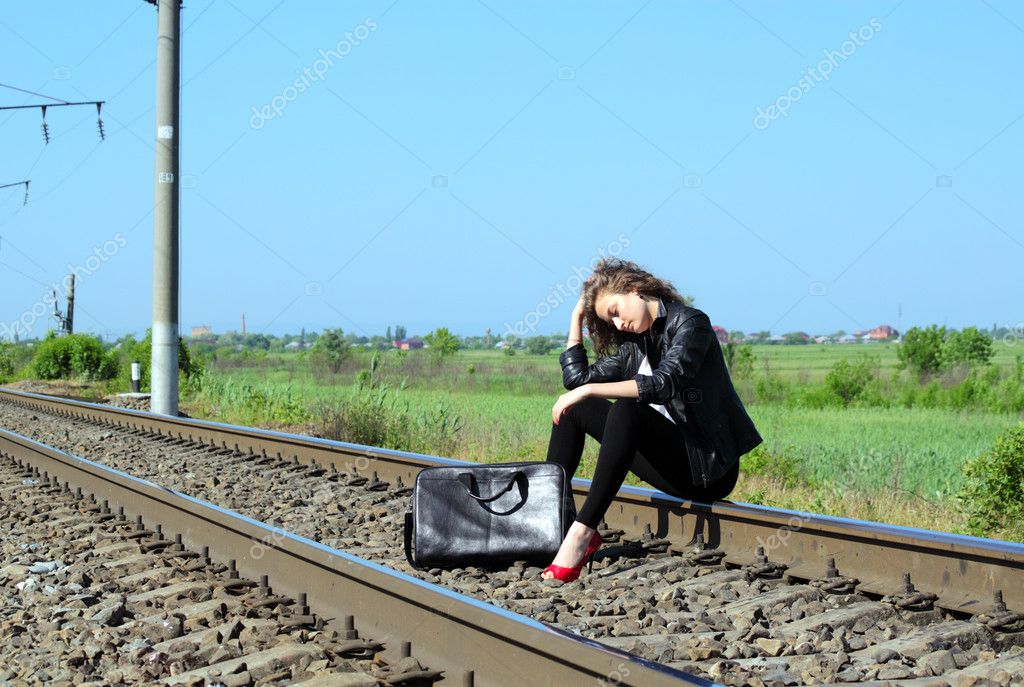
647, 375, 677, 405
562, 372, 584, 390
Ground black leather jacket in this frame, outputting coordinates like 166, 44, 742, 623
559, 297, 762, 488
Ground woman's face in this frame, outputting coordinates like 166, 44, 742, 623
593, 290, 653, 334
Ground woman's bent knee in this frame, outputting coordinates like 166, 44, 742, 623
607, 397, 641, 422
553, 395, 605, 429
566, 396, 610, 418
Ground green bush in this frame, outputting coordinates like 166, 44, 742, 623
315, 388, 463, 456
898, 325, 994, 378
995, 374, 1024, 414
188, 373, 308, 425
789, 383, 840, 409
114, 331, 201, 391
754, 370, 789, 403
526, 336, 553, 355
742, 348, 1021, 414
824, 355, 879, 406
957, 423, 1024, 539
312, 354, 463, 455
311, 328, 351, 373
943, 327, 994, 367
897, 325, 947, 376
723, 342, 756, 379
31, 332, 117, 380
424, 327, 460, 361
0, 342, 15, 379
851, 377, 892, 409
918, 379, 942, 408
947, 369, 992, 410
0, 342, 33, 379
740, 443, 807, 488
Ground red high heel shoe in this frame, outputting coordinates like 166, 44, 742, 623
541, 531, 603, 583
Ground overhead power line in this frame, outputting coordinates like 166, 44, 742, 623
0, 83, 105, 143
0, 82, 71, 103
0, 180, 30, 206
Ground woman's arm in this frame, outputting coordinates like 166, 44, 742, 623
585, 379, 639, 399
560, 345, 626, 390
634, 313, 714, 405
552, 297, 639, 423
552, 379, 638, 424
566, 295, 585, 349
559, 296, 625, 389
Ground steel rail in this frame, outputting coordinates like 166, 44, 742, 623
0, 425, 709, 687
2, 387, 1022, 616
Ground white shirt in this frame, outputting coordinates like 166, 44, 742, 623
638, 354, 675, 424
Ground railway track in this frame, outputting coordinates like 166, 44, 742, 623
0, 452, 386, 686
2, 387, 1023, 686
0, 423, 690, 686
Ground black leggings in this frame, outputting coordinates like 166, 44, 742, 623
546, 397, 739, 529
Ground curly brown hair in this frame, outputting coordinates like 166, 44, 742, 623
580, 258, 689, 358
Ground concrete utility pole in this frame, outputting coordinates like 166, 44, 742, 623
66, 274, 75, 334
151, 0, 181, 416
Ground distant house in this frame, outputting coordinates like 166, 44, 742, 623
189, 325, 215, 345
866, 324, 899, 340
712, 325, 730, 344
284, 341, 308, 351
814, 335, 831, 344
839, 334, 858, 343
393, 339, 424, 350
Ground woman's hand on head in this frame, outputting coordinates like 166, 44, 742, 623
572, 295, 586, 321
552, 385, 590, 425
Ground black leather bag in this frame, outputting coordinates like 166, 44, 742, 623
403, 461, 576, 569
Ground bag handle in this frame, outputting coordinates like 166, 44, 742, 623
457, 471, 524, 503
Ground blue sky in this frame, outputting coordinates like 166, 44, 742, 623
1, 0, 1021, 341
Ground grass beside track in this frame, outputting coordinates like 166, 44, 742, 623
6, 343, 1021, 540
177, 347, 1022, 539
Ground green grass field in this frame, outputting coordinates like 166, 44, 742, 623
725, 341, 1019, 384
8, 337, 1016, 536
199, 341, 1023, 392
186, 344, 1023, 501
